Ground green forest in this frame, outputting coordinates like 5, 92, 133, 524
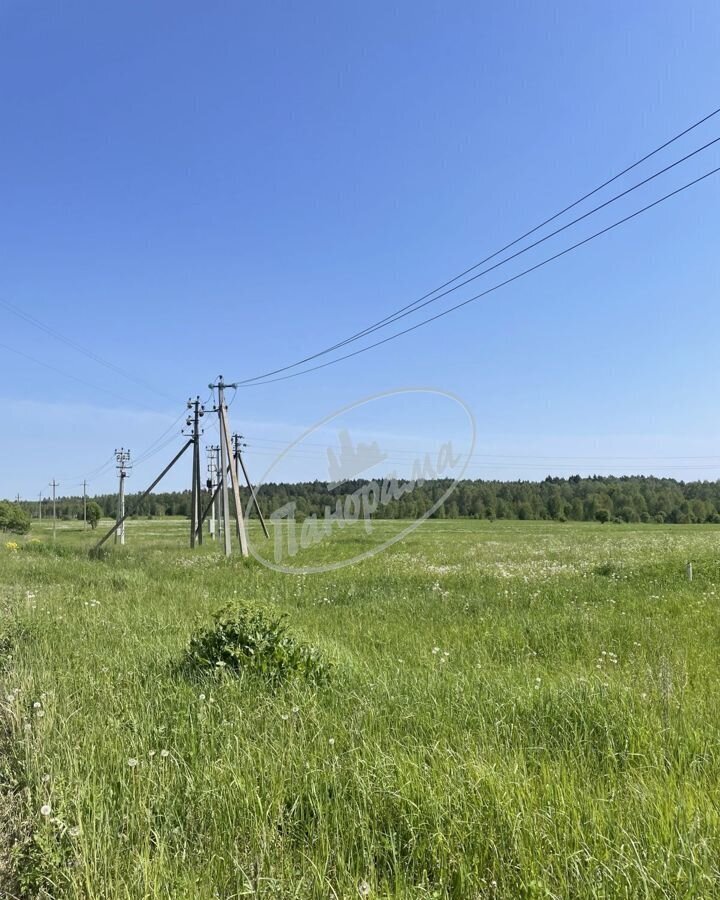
12, 474, 720, 526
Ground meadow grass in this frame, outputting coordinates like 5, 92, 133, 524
1, 518, 720, 898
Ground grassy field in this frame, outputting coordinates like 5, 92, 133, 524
1, 517, 720, 898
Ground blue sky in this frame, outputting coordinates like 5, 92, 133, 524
1, 0, 719, 498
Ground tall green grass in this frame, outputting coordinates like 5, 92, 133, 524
1, 519, 719, 898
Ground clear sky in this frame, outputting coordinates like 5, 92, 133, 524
1, 0, 719, 499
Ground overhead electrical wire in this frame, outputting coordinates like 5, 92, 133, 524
53, 452, 118, 487
75, 389, 214, 486
0, 298, 175, 402
131, 409, 189, 467
240, 435, 720, 461
51, 404, 192, 493
10, 109, 720, 494
131, 432, 185, 469
240, 445, 720, 469
234, 164, 720, 387
0, 341, 149, 409
231, 105, 720, 386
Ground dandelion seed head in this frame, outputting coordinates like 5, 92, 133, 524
40, 804, 51, 817
128, 758, 139, 768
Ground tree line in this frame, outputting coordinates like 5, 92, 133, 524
11, 474, 720, 526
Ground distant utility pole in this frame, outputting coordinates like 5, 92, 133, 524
37, 492, 42, 520
49, 480, 58, 541
114, 448, 131, 545
206, 445, 218, 539
185, 397, 205, 548
82, 480, 88, 529
15, 493, 20, 504
232, 433, 269, 539
214, 445, 223, 538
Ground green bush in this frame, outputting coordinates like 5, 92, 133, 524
0, 501, 30, 534
184, 604, 330, 686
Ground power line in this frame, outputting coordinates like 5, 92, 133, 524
0, 297, 175, 401
55, 452, 118, 485
231, 105, 720, 385
235, 164, 720, 387
132, 409, 189, 466
132, 433, 184, 469
239, 435, 720, 461
0, 341, 150, 408
55, 404, 192, 488
241, 445, 720, 471
256, 135, 718, 373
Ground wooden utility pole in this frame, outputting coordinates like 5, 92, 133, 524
82, 480, 88, 529
49, 480, 58, 541
37, 492, 42, 520
114, 449, 131, 546
186, 397, 205, 548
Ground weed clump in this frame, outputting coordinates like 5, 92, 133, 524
184, 604, 330, 686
